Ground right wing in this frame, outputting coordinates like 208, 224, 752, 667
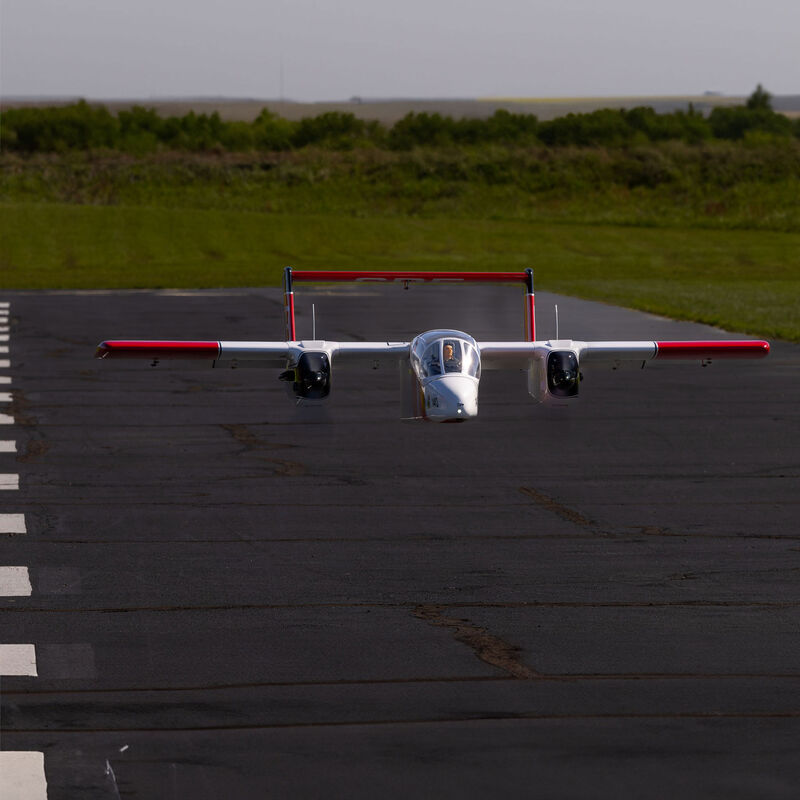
479, 340, 769, 369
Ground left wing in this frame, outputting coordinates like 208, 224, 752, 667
95, 340, 409, 368
479, 339, 770, 369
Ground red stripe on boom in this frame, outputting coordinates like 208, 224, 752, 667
291, 270, 528, 283
95, 341, 221, 359
655, 341, 770, 359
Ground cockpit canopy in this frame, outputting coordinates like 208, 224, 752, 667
410, 330, 481, 381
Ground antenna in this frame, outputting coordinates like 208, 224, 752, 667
554, 304, 559, 340
312, 304, 316, 339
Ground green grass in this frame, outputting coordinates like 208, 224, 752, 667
2, 202, 798, 340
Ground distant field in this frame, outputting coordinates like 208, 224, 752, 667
2, 203, 798, 341
2, 97, 798, 340
6, 94, 800, 124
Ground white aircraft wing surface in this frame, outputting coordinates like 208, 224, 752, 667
95, 340, 410, 368
479, 339, 769, 369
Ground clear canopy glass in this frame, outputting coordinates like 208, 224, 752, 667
411, 331, 481, 380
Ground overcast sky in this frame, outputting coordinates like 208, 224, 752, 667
2, 0, 798, 101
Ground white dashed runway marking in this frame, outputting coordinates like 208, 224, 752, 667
0, 753, 47, 800
0, 566, 32, 596
0, 514, 26, 533
0, 303, 48, 800
0, 474, 20, 490
0, 644, 37, 675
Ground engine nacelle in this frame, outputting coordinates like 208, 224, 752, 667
547, 350, 580, 398
528, 347, 581, 403
280, 351, 331, 399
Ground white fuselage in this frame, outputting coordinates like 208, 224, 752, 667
409, 329, 481, 422
422, 373, 479, 422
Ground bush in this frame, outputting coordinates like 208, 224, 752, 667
1, 100, 119, 152
292, 112, 384, 149
253, 110, 296, 151
709, 106, 794, 140
388, 113, 456, 149
1, 89, 796, 155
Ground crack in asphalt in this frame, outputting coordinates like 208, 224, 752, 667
7, 389, 38, 427
7, 710, 800, 735
4, 671, 800, 697
15, 437, 51, 463
519, 486, 597, 528
3, 599, 799, 614
220, 423, 307, 476
413, 604, 541, 680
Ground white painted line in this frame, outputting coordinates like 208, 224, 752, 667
0, 566, 32, 596
0, 413, 14, 424
0, 335, 8, 342
0, 644, 37, 675
0, 326, 8, 333
0, 474, 20, 490
0, 376, 10, 384
0, 301, 10, 307
0, 346, 8, 354
0, 441, 16, 452
0, 514, 26, 533
0, 753, 47, 800
0, 360, 10, 368
0, 392, 12, 402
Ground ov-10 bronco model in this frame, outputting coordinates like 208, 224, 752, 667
95, 269, 769, 423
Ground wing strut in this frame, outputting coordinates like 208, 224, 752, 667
283, 266, 296, 341
524, 268, 535, 342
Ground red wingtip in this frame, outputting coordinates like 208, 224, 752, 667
94, 341, 221, 359
655, 340, 770, 359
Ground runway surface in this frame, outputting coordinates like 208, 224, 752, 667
1, 284, 798, 798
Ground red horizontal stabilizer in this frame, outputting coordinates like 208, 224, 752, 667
95, 341, 221, 359
655, 341, 770, 359
291, 270, 528, 284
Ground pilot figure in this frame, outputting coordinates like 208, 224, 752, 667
443, 342, 460, 373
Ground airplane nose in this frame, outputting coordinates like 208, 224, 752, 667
424, 377, 478, 422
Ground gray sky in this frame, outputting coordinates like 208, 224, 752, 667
1, 0, 798, 101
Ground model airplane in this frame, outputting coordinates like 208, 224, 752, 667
95, 269, 769, 423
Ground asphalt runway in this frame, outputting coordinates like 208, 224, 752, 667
1, 284, 798, 798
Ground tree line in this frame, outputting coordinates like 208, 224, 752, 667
2, 86, 797, 154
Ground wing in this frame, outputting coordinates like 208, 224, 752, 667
95, 340, 290, 367
94, 340, 409, 369
479, 340, 770, 369
331, 341, 409, 368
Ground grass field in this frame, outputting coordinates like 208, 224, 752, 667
2, 202, 798, 340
